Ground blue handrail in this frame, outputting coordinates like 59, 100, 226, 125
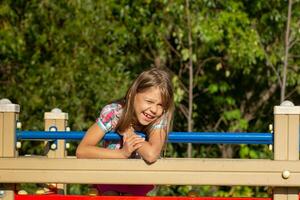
16, 131, 273, 144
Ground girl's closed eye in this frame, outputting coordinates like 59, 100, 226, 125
145, 99, 153, 104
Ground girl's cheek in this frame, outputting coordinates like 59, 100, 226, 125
158, 109, 163, 116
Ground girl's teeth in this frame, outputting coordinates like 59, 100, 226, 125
144, 113, 153, 119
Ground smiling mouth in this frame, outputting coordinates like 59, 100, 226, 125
143, 112, 155, 121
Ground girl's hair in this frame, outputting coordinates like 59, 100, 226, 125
115, 68, 174, 136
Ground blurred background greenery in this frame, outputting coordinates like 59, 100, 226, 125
1, 0, 299, 197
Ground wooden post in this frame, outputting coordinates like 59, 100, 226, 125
0, 98, 20, 200
44, 108, 68, 194
0, 191, 14, 200
273, 100, 300, 200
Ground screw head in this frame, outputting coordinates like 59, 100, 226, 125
66, 143, 70, 149
16, 142, 22, 149
51, 143, 57, 150
17, 121, 22, 129
282, 170, 290, 179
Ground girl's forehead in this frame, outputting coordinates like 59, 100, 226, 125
139, 86, 161, 95
138, 86, 162, 98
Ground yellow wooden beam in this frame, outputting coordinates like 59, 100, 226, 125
0, 158, 300, 186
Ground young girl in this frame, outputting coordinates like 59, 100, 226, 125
76, 68, 174, 196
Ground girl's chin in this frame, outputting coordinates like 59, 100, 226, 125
137, 116, 153, 126
138, 120, 151, 126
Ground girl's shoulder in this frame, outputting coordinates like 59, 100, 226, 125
96, 102, 123, 132
100, 102, 123, 117
151, 113, 168, 130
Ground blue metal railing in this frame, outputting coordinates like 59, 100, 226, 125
16, 131, 273, 144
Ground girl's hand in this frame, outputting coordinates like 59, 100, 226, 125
119, 124, 135, 137
121, 131, 145, 158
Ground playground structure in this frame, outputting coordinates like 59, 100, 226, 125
0, 98, 299, 200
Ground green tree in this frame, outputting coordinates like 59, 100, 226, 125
1, 0, 299, 197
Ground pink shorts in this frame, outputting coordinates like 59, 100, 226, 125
94, 184, 154, 196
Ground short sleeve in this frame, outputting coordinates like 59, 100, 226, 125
151, 113, 168, 130
96, 103, 122, 133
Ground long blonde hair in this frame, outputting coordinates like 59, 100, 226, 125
115, 68, 174, 136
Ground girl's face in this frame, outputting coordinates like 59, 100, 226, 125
133, 86, 164, 126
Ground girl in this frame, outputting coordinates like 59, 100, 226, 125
76, 68, 174, 196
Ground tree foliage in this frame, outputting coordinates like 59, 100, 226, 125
1, 0, 299, 197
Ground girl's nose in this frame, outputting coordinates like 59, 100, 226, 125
150, 105, 157, 114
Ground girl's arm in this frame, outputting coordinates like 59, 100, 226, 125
135, 128, 166, 163
76, 123, 144, 159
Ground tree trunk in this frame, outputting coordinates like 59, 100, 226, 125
185, 0, 194, 158
281, 0, 293, 102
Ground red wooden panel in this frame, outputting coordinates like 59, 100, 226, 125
15, 194, 274, 200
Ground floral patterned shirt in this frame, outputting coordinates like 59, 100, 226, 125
96, 102, 167, 150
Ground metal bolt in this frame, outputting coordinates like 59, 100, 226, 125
66, 143, 70, 149
268, 145, 273, 151
17, 121, 22, 129
51, 143, 57, 150
282, 170, 290, 179
268, 124, 273, 133
49, 126, 57, 132
16, 141, 22, 149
